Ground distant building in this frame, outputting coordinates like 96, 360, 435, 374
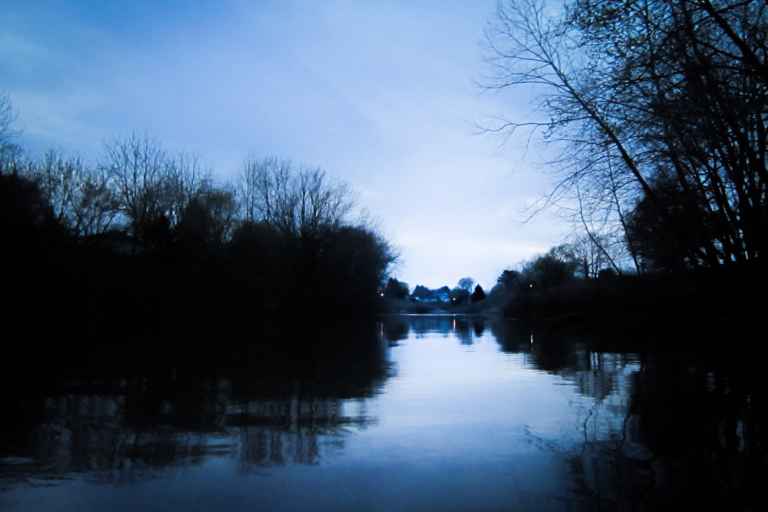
410, 285, 451, 303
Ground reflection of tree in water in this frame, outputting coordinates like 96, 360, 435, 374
454, 317, 473, 345
379, 315, 489, 345
472, 318, 486, 338
0, 324, 393, 486
401, 315, 455, 338
29, 393, 221, 485
233, 396, 374, 469
503, 332, 655, 510
489, 318, 532, 353
619, 348, 766, 511
498, 322, 768, 512
380, 317, 409, 345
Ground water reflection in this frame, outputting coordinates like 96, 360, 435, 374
25, 385, 378, 479
379, 315, 766, 511
1, 325, 391, 490
380, 314, 489, 346
1, 317, 765, 511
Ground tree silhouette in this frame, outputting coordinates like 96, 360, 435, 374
471, 285, 486, 303
484, 0, 768, 268
457, 277, 475, 292
383, 278, 409, 300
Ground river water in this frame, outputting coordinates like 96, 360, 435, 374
0, 315, 762, 511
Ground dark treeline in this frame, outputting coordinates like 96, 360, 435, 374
0, 102, 396, 339
483, 244, 766, 324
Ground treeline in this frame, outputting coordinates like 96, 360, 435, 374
0, 100, 395, 339
484, 244, 766, 324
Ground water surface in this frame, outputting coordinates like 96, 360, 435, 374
0, 316, 761, 511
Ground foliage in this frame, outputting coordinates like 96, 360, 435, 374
457, 277, 475, 292
383, 278, 410, 300
522, 248, 578, 289
0, 102, 397, 334
450, 286, 471, 305
470, 284, 486, 303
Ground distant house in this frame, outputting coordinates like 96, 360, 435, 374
410, 285, 451, 303
434, 286, 451, 303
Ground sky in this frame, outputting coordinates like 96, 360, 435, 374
1, 0, 569, 290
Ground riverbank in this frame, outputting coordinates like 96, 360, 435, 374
507, 262, 761, 317
497, 262, 766, 352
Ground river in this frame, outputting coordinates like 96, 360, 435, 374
0, 315, 761, 511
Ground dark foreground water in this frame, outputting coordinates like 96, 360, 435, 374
0, 316, 763, 511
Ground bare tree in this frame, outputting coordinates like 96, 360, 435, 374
484, 0, 768, 269
102, 134, 209, 241
482, 0, 657, 274
237, 157, 354, 237
0, 93, 21, 169
556, 234, 621, 279
31, 150, 119, 237
294, 166, 354, 237
163, 152, 211, 227
102, 133, 170, 240
238, 157, 293, 225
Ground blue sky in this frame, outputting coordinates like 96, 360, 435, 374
1, 0, 567, 289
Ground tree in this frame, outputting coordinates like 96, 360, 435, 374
457, 277, 475, 292
1, 172, 69, 333
102, 134, 209, 244
626, 170, 727, 272
238, 157, 354, 238
383, 277, 409, 300
0, 172, 59, 243
102, 134, 169, 242
487, 269, 522, 303
0, 94, 21, 169
311, 224, 397, 310
227, 220, 290, 309
29, 150, 119, 237
522, 248, 577, 289
554, 235, 620, 279
471, 284, 487, 303
177, 185, 238, 250
484, 0, 768, 269
483, 0, 655, 255
450, 286, 471, 305
497, 269, 521, 290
